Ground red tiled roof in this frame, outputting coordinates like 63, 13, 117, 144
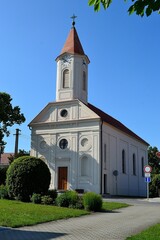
88, 103, 149, 146
0, 153, 13, 165
61, 27, 85, 55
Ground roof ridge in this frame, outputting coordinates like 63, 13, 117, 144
87, 102, 149, 146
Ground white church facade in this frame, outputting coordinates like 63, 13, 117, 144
29, 21, 149, 197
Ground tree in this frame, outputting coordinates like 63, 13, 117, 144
148, 146, 160, 197
0, 92, 25, 150
88, 0, 160, 17
148, 146, 160, 174
8, 149, 30, 164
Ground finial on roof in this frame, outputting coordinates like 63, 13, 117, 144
71, 14, 77, 27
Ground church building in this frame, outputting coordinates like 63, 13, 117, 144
29, 20, 149, 197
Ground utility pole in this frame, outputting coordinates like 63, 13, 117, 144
14, 129, 21, 155
0, 144, 3, 164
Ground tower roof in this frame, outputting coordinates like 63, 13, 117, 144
61, 26, 85, 55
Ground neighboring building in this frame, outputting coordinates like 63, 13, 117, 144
29, 21, 149, 196
0, 153, 11, 168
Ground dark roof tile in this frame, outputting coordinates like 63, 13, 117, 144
88, 103, 149, 146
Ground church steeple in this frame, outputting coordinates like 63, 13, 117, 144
55, 18, 90, 104
61, 26, 85, 55
61, 14, 84, 55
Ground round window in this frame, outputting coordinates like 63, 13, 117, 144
40, 140, 47, 149
81, 138, 88, 147
59, 139, 68, 149
60, 109, 68, 117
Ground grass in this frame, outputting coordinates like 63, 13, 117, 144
0, 199, 89, 228
0, 199, 130, 228
102, 201, 129, 211
126, 223, 160, 240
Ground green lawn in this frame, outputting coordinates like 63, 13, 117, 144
102, 201, 129, 211
0, 199, 89, 228
126, 223, 160, 240
0, 199, 129, 228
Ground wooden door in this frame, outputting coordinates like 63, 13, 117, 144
58, 167, 68, 190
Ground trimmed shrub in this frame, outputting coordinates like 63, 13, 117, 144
47, 189, 57, 202
41, 195, 53, 205
149, 174, 160, 197
69, 195, 84, 209
83, 192, 102, 211
0, 185, 9, 199
0, 167, 8, 185
31, 193, 42, 204
6, 156, 51, 202
56, 190, 79, 208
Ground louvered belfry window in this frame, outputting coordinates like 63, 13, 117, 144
82, 71, 86, 91
63, 69, 69, 88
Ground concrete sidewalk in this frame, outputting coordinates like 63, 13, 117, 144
0, 198, 160, 240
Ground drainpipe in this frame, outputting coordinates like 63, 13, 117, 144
100, 120, 103, 195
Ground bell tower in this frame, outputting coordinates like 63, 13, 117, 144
55, 16, 90, 104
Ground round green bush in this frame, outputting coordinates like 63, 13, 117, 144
6, 156, 51, 202
0, 167, 8, 185
56, 190, 79, 208
83, 192, 102, 211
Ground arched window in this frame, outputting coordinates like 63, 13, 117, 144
81, 156, 89, 176
141, 157, 144, 177
122, 149, 126, 174
104, 144, 107, 170
63, 69, 69, 88
82, 71, 86, 91
133, 153, 136, 175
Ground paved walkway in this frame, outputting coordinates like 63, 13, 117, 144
1, 198, 160, 240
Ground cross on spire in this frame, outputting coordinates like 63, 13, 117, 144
71, 14, 77, 27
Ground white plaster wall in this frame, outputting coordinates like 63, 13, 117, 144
56, 54, 88, 104
30, 99, 148, 196
102, 123, 148, 197
30, 100, 101, 194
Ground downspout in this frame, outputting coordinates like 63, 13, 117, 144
100, 120, 103, 194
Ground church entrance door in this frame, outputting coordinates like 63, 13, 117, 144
58, 167, 68, 190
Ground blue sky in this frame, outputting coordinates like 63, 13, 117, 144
0, 0, 159, 153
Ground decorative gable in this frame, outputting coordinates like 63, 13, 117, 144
28, 100, 100, 127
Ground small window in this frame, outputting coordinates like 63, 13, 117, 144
122, 149, 126, 174
60, 109, 68, 117
59, 139, 68, 149
82, 71, 86, 91
141, 157, 144, 177
63, 69, 69, 88
133, 154, 136, 175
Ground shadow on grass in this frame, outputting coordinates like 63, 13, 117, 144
0, 227, 67, 240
